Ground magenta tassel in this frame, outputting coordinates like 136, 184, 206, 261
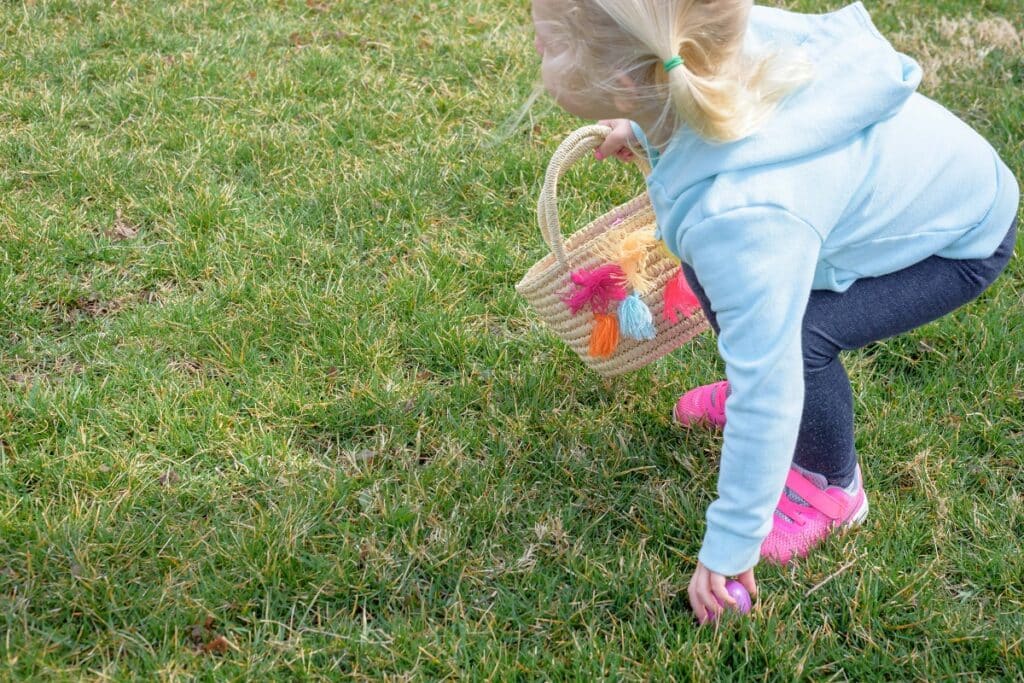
564, 264, 628, 314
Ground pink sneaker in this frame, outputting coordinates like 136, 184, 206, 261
673, 380, 729, 429
761, 465, 868, 565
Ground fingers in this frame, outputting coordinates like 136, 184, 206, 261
595, 119, 620, 159
594, 138, 634, 161
595, 135, 626, 161
688, 564, 726, 625
687, 582, 715, 624
594, 119, 637, 162
737, 568, 758, 599
689, 562, 760, 625
710, 573, 736, 610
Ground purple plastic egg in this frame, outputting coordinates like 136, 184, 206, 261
724, 580, 752, 613
708, 580, 752, 621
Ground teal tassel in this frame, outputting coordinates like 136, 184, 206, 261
618, 293, 656, 341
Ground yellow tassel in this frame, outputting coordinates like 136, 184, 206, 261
589, 313, 620, 358
594, 230, 664, 294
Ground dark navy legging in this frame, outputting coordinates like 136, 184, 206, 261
683, 217, 1017, 487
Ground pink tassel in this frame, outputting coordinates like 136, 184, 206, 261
662, 268, 701, 323
564, 264, 628, 314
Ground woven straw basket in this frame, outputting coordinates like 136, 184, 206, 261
516, 125, 709, 378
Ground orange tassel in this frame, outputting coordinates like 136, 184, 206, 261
589, 313, 620, 358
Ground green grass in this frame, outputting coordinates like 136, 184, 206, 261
1, 0, 1023, 679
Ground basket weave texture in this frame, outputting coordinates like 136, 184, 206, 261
516, 125, 709, 378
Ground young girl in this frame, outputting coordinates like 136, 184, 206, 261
531, 0, 1019, 623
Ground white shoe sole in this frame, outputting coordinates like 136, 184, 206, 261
845, 494, 869, 526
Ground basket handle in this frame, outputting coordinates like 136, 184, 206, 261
536, 124, 652, 268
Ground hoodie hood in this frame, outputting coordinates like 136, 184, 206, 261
646, 2, 923, 193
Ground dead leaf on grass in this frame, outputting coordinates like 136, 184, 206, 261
201, 635, 231, 655
169, 358, 203, 375
289, 30, 361, 49
77, 295, 125, 317
188, 617, 231, 655
6, 372, 33, 386
106, 209, 139, 241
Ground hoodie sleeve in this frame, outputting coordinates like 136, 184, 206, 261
675, 206, 823, 576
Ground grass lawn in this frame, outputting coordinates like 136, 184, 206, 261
1, 0, 1023, 679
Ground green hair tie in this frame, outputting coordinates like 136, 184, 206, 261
663, 55, 684, 73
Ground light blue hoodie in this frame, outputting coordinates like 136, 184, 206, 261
634, 2, 1019, 575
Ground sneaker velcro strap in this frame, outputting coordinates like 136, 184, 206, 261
785, 469, 844, 521
777, 495, 808, 523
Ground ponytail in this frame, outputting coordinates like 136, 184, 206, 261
662, 48, 814, 142
590, 0, 813, 143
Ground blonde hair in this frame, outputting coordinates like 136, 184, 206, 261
541, 0, 813, 144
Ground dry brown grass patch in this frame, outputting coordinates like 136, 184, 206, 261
893, 14, 1023, 90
